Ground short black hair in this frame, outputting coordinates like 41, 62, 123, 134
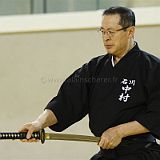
102, 6, 135, 27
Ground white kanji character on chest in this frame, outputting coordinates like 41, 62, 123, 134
122, 85, 132, 94
129, 80, 136, 86
121, 78, 128, 85
119, 93, 130, 102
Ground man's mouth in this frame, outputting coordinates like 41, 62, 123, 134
105, 45, 113, 49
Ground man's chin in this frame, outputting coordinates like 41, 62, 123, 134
105, 48, 114, 54
105, 49, 113, 55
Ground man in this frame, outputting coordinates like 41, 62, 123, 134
20, 6, 160, 160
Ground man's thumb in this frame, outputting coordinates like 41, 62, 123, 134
26, 130, 33, 139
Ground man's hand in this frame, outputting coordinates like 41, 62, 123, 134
18, 109, 58, 142
98, 126, 123, 149
19, 121, 42, 142
98, 121, 149, 149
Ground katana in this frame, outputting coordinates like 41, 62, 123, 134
0, 129, 100, 144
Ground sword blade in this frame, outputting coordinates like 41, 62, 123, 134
45, 133, 100, 143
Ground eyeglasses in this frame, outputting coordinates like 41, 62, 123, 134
98, 26, 130, 38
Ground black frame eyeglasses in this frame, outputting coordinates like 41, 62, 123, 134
98, 26, 131, 37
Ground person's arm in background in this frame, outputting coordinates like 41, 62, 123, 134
19, 109, 57, 140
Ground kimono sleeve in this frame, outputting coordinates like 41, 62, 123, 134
135, 62, 160, 139
45, 59, 97, 132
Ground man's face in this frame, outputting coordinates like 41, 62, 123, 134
101, 14, 134, 57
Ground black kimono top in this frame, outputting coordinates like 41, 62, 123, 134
45, 43, 160, 138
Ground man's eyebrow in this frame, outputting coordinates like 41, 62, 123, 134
100, 27, 115, 30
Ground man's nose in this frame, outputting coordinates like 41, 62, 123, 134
103, 33, 110, 41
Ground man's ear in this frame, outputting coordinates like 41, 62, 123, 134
128, 26, 135, 38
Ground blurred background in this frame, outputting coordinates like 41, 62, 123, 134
0, 0, 160, 15
0, 0, 160, 160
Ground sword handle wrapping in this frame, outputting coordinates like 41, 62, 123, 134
0, 131, 40, 140
0, 129, 45, 144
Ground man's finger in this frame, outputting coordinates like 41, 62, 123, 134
20, 139, 28, 142
98, 139, 103, 147
18, 127, 28, 132
98, 138, 107, 149
106, 142, 113, 149
26, 130, 33, 139
20, 138, 39, 143
18, 123, 31, 132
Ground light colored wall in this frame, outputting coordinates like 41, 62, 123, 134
135, 26, 160, 56
0, 25, 160, 160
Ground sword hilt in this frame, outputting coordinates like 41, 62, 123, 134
0, 129, 45, 144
